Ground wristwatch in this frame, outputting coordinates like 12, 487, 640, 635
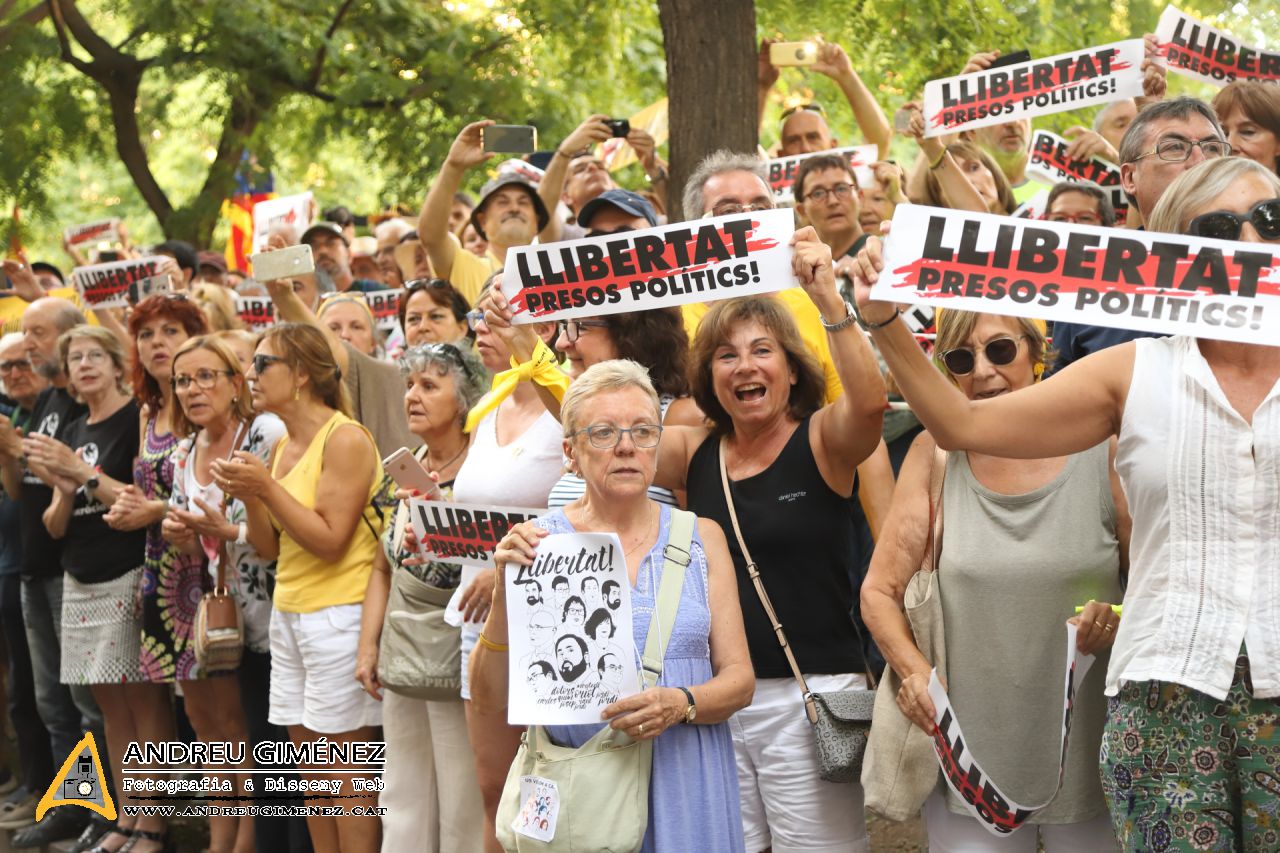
84, 474, 101, 494
677, 686, 697, 723
819, 300, 859, 333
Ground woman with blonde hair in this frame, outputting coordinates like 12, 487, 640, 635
192, 283, 245, 332
861, 308, 1127, 850
214, 322, 385, 853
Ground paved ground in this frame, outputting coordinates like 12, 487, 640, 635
869, 812, 928, 851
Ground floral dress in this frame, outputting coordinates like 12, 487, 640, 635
137, 415, 207, 681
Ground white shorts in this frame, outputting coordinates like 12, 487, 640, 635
731, 673, 870, 853
922, 791, 1119, 851
269, 604, 382, 734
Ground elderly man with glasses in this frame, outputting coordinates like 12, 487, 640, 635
1050, 96, 1232, 373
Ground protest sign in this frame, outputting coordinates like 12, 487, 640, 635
503, 209, 796, 324
928, 624, 1094, 836
767, 145, 878, 204
872, 204, 1280, 346
1011, 189, 1051, 221
506, 532, 641, 725
365, 288, 403, 333
251, 193, 313, 254
1156, 6, 1280, 87
923, 41, 1144, 137
1026, 131, 1129, 225
409, 499, 543, 569
63, 219, 120, 249
234, 296, 277, 331
70, 257, 166, 310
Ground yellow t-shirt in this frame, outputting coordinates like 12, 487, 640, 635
681, 289, 844, 404
441, 233, 502, 306
0, 288, 95, 336
270, 412, 385, 613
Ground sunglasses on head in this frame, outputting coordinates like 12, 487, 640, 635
780, 103, 827, 121
1187, 198, 1280, 242
405, 278, 452, 293
941, 336, 1025, 376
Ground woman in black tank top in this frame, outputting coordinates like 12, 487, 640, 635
654, 230, 887, 852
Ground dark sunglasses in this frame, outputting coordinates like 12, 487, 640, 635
1187, 198, 1280, 242
941, 336, 1025, 376
251, 353, 287, 374
405, 278, 452, 294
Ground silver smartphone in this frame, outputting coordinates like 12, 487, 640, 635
382, 447, 442, 498
250, 244, 315, 282
482, 125, 538, 154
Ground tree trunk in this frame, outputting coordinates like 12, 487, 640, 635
657, 0, 757, 221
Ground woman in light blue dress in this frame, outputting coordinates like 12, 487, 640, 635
473, 360, 754, 852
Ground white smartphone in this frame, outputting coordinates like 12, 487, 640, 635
382, 447, 442, 498
250, 244, 315, 282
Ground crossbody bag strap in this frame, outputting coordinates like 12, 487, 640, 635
718, 439, 822, 724
925, 447, 947, 575
213, 420, 252, 593
639, 508, 695, 690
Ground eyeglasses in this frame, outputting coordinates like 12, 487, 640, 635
704, 201, 774, 218
940, 336, 1026, 376
251, 353, 287, 374
802, 183, 855, 203
1132, 137, 1232, 163
0, 359, 31, 373
557, 319, 610, 343
172, 368, 234, 391
780, 103, 827, 120
1046, 211, 1103, 225
573, 423, 663, 449
1188, 198, 1280, 242
465, 309, 486, 330
67, 350, 109, 366
405, 278, 452, 294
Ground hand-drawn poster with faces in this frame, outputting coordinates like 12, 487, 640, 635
506, 532, 641, 725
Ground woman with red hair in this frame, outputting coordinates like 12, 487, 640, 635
104, 295, 213, 684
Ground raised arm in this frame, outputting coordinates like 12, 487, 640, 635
538, 115, 613, 244
420, 121, 495, 281
903, 103, 988, 214
813, 40, 892, 159
851, 237, 1130, 458
791, 227, 886, 490
263, 277, 350, 376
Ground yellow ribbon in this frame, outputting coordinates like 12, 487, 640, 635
464, 339, 570, 433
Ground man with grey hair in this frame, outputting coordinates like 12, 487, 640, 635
1093, 98, 1138, 154
1051, 96, 1230, 373
0, 299, 109, 847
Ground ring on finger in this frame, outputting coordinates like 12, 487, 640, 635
1104, 624, 1114, 632
1094, 621, 1105, 629
637, 723, 645, 735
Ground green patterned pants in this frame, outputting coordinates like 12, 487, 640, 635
1100, 655, 1280, 852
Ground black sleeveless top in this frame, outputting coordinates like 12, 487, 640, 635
687, 415, 863, 678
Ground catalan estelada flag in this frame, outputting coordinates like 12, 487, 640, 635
223, 153, 274, 273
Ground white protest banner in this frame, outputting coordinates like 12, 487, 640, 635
234, 296, 277, 331
928, 624, 1094, 836
872, 204, 1280, 346
503, 208, 796, 324
70, 256, 166, 309
1156, 6, 1280, 87
506, 532, 641, 725
1026, 130, 1129, 225
1011, 189, 1051, 221
251, 192, 312, 254
767, 144, 878, 204
409, 499, 543, 569
923, 40, 1144, 137
63, 219, 120, 249
365, 288, 403, 333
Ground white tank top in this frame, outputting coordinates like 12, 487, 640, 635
452, 406, 563, 508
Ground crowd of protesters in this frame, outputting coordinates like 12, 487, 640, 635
0, 24, 1277, 853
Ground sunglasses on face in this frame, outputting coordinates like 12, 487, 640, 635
251, 353, 287, 375
1187, 198, 1280, 242
941, 336, 1026, 376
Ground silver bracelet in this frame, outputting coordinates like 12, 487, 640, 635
236, 522, 248, 545
819, 300, 860, 333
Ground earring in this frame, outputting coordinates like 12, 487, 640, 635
293, 386, 301, 401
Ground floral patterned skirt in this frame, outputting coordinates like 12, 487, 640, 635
138, 528, 207, 682
1100, 653, 1280, 852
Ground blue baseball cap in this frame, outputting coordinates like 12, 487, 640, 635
577, 189, 659, 231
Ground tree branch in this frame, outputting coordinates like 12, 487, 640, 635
307, 0, 355, 91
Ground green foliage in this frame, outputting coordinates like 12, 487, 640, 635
0, 0, 1268, 263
